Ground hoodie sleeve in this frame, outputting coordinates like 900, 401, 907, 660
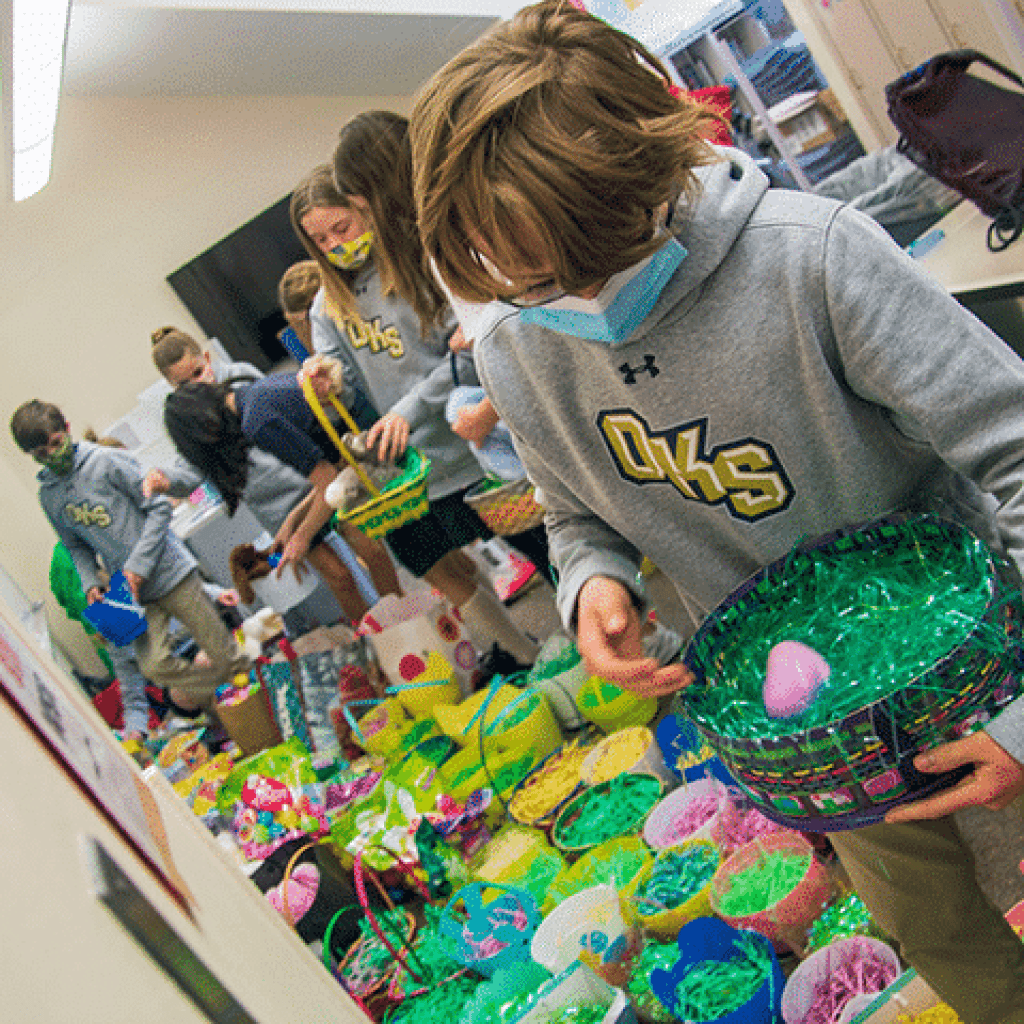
390, 347, 478, 429
103, 451, 176, 582
309, 290, 365, 406
822, 204, 1024, 764
157, 456, 204, 499
513, 431, 649, 634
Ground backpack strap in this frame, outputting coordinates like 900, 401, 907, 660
926, 48, 1024, 90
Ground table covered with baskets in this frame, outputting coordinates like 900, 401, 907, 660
147, 514, 1024, 1024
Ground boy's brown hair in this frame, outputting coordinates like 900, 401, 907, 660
410, 0, 722, 304
10, 400, 68, 453
278, 260, 322, 316
151, 326, 202, 374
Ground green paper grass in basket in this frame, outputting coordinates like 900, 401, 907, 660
685, 516, 1017, 741
552, 773, 663, 854
680, 515, 1024, 828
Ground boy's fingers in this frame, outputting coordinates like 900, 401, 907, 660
885, 780, 980, 823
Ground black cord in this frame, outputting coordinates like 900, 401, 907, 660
988, 206, 1024, 252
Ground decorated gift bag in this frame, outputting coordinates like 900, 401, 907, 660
358, 590, 479, 697
254, 659, 314, 753
286, 627, 380, 758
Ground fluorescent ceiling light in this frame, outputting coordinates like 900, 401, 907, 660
11, 0, 70, 201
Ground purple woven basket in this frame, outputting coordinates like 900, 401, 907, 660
681, 515, 1024, 831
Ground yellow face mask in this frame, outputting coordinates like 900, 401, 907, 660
326, 231, 374, 271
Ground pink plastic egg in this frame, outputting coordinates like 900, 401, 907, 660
763, 640, 831, 718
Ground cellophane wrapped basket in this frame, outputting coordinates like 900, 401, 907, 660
338, 447, 431, 539
681, 514, 1024, 831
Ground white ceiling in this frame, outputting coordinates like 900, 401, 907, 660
61, 2, 507, 98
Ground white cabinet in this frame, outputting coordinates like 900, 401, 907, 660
784, 0, 1024, 151
927, 0, 1015, 61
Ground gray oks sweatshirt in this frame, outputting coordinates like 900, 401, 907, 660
472, 146, 1024, 764
38, 442, 196, 604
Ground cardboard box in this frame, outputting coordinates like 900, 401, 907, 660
766, 87, 849, 154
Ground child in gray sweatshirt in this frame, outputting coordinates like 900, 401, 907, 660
12, 399, 249, 715
411, 4, 1024, 1020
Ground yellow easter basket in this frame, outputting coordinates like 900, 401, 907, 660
622, 838, 719, 939
301, 377, 431, 539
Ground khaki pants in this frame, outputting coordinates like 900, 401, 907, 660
831, 815, 1024, 1024
134, 571, 250, 699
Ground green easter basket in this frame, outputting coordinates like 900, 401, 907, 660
303, 377, 431, 539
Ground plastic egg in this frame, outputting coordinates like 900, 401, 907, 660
763, 640, 831, 718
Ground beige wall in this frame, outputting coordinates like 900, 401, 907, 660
0, 91, 413, 670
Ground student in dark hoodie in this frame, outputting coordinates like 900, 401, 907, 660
11, 399, 249, 713
146, 326, 400, 622
410, 4, 1024, 1021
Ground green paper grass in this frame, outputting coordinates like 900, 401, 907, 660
553, 774, 662, 850
686, 520, 1009, 740
635, 845, 719, 911
547, 1004, 609, 1024
714, 849, 810, 917
627, 941, 681, 1024
385, 972, 481, 1024
673, 932, 774, 1021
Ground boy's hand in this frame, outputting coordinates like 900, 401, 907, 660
142, 469, 170, 498
575, 575, 693, 698
452, 401, 500, 444
123, 570, 144, 602
367, 412, 411, 464
885, 731, 1024, 823
448, 325, 473, 353
86, 586, 106, 604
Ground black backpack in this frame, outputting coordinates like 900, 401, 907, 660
886, 49, 1024, 251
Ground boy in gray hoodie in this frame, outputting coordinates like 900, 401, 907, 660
12, 400, 250, 712
411, 4, 1024, 1020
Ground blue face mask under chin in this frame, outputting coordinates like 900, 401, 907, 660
517, 236, 687, 344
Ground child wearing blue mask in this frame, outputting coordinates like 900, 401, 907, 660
411, 3, 1024, 1021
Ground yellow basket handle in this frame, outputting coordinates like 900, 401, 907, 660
300, 374, 380, 499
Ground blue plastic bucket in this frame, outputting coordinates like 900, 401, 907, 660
656, 713, 736, 785
651, 917, 783, 1024
81, 571, 148, 647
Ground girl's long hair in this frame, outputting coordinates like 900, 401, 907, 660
289, 112, 448, 329
164, 380, 251, 515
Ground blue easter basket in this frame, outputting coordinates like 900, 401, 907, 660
81, 571, 148, 647
651, 917, 783, 1024
655, 714, 736, 786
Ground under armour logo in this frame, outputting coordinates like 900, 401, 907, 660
619, 355, 660, 385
